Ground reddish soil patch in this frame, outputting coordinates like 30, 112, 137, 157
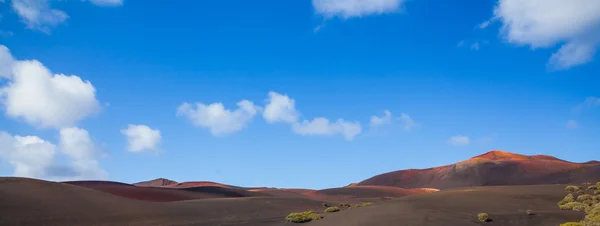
359, 150, 600, 189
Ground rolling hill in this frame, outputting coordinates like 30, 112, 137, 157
358, 150, 600, 189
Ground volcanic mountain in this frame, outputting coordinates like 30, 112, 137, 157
133, 178, 178, 187
358, 150, 600, 189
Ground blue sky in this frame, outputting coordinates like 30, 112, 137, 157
0, 0, 599, 189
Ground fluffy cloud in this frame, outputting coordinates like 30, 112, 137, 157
0, 132, 56, 178
566, 120, 579, 129
0, 128, 107, 180
0, 46, 100, 129
292, 117, 361, 141
447, 135, 470, 146
370, 110, 416, 131
492, 0, 600, 69
120, 124, 162, 152
263, 91, 299, 124
177, 100, 260, 136
0, 46, 14, 78
312, 0, 405, 19
370, 110, 392, 127
59, 127, 108, 180
398, 113, 416, 131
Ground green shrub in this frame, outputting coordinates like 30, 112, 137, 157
324, 207, 340, 213
339, 203, 351, 207
285, 211, 323, 223
526, 210, 534, 215
584, 200, 596, 206
567, 186, 582, 193
560, 202, 586, 211
348, 205, 360, 209
322, 203, 330, 208
589, 185, 598, 191
573, 205, 586, 212
581, 203, 600, 225
578, 194, 594, 202
559, 222, 582, 226
478, 213, 489, 222
560, 194, 577, 206
596, 190, 600, 195
361, 202, 373, 207
596, 182, 600, 187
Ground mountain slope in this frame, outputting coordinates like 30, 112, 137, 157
358, 150, 600, 189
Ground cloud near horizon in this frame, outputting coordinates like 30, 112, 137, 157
0, 128, 108, 181
490, 0, 600, 70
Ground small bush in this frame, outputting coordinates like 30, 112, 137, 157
322, 203, 330, 208
573, 205, 586, 212
348, 205, 360, 209
560, 202, 586, 211
597, 182, 600, 187
339, 203, 351, 207
324, 207, 340, 213
596, 190, 600, 195
526, 210, 534, 215
567, 186, 582, 193
285, 211, 323, 223
478, 213, 489, 222
584, 200, 596, 206
559, 194, 576, 206
578, 194, 594, 202
588, 185, 598, 191
559, 222, 582, 226
361, 202, 373, 207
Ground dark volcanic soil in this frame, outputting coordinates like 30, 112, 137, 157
309, 184, 585, 226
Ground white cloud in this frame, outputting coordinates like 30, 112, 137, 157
177, 100, 260, 136
0, 47, 100, 129
492, 0, 600, 69
574, 96, 600, 112
88, 0, 123, 7
59, 127, 108, 180
292, 117, 361, 141
0, 45, 14, 78
447, 135, 470, 146
9, 0, 122, 32
11, 0, 68, 32
0, 129, 107, 180
312, 0, 405, 19
263, 91, 299, 124
120, 124, 162, 152
370, 110, 392, 127
566, 120, 579, 129
0, 132, 56, 178
370, 111, 416, 131
398, 113, 416, 131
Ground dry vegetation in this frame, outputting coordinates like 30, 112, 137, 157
285, 210, 324, 223
477, 212, 489, 222
559, 183, 600, 226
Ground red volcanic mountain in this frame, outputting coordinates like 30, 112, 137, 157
359, 150, 600, 189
